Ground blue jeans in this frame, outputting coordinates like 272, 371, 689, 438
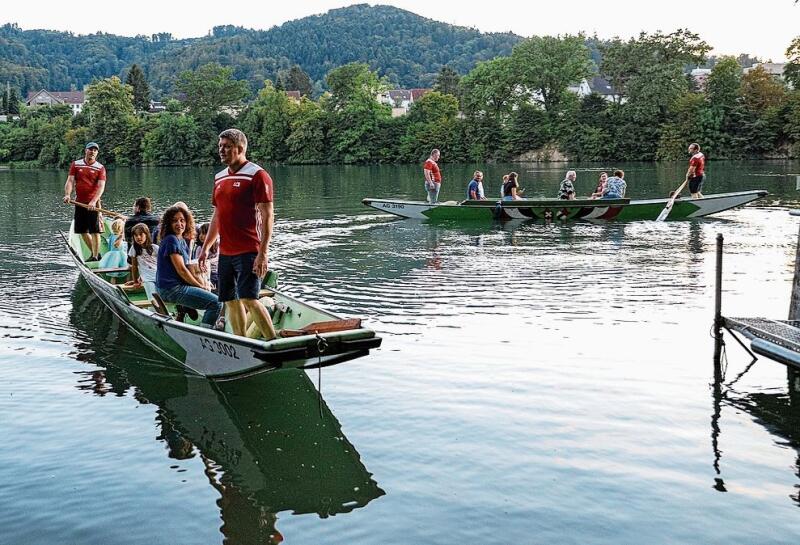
425, 181, 441, 204
603, 193, 622, 199
159, 284, 222, 327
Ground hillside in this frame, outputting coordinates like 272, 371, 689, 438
0, 4, 522, 97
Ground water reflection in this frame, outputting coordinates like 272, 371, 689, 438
711, 359, 800, 506
68, 281, 385, 543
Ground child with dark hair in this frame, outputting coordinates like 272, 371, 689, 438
126, 223, 159, 299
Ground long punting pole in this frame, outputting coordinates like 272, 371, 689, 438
790, 219, 800, 401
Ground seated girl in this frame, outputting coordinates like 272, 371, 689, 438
502, 172, 524, 201
98, 218, 129, 283
126, 223, 159, 300
156, 205, 222, 328
590, 172, 608, 199
193, 222, 219, 294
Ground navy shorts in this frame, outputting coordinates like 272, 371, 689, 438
217, 252, 260, 302
689, 174, 705, 194
74, 205, 101, 234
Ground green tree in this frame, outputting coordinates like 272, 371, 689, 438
175, 63, 250, 117
706, 57, 741, 112
324, 63, 390, 162
459, 57, 517, 119
142, 113, 205, 165
511, 34, 592, 114
239, 81, 293, 162
433, 66, 461, 97
277, 65, 313, 97
84, 76, 136, 164
125, 64, 151, 112
286, 97, 329, 163
785, 37, 800, 89
7, 87, 20, 115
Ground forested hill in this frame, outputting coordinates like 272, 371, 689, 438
0, 4, 522, 97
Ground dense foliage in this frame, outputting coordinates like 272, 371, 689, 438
0, 4, 520, 98
1, 18, 799, 167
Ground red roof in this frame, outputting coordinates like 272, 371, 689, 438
410, 88, 431, 101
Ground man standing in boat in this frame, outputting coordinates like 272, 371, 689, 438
423, 148, 442, 204
686, 142, 705, 199
198, 129, 277, 340
62, 142, 106, 261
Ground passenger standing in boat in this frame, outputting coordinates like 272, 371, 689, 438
558, 170, 577, 200
63, 142, 106, 261
590, 172, 609, 199
686, 142, 705, 199
198, 128, 278, 340
502, 172, 524, 201
156, 205, 222, 328
124, 197, 160, 244
423, 149, 442, 204
466, 170, 486, 200
601, 170, 627, 199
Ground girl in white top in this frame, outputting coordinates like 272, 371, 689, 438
127, 223, 159, 299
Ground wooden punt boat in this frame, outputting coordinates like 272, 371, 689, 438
62, 221, 381, 380
362, 190, 767, 222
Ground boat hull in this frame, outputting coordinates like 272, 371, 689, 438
363, 190, 767, 222
63, 227, 381, 379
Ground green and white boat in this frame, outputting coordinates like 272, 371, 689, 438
62, 221, 382, 380
363, 190, 767, 222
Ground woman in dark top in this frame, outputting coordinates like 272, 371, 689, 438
156, 205, 222, 327
502, 172, 524, 201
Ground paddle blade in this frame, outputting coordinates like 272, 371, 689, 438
655, 204, 672, 222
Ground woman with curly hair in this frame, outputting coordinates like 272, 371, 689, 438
155, 205, 222, 328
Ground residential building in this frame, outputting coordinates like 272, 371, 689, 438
377, 88, 431, 117
25, 90, 85, 115
690, 68, 712, 91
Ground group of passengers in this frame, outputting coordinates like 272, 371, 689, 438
64, 129, 279, 340
464, 169, 627, 202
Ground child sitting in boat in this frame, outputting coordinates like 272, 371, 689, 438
98, 218, 128, 282
601, 170, 627, 199
193, 222, 219, 294
590, 172, 608, 199
126, 223, 159, 299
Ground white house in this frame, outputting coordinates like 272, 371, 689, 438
25, 90, 85, 115
377, 88, 431, 117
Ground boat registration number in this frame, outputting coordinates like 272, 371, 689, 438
381, 203, 405, 209
198, 337, 240, 359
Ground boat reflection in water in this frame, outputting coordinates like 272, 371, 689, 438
69, 281, 385, 543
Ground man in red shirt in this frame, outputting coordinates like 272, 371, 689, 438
423, 148, 442, 204
686, 142, 705, 199
63, 142, 106, 261
198, 129, 277, 339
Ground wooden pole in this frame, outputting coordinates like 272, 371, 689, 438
789, 220, 800, 321
713, 233, 724, 364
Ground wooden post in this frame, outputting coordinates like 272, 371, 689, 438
789, 221, 800, 320
713, 233, 724, 364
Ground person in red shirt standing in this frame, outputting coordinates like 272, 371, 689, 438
423, 148, 442, 204
198, 129, 277, 340
686, 142, 706, 199
63, 142, 107, 261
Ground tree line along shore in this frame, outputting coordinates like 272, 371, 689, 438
2, 30, 800, 168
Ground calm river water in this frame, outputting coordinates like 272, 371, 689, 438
1, 161, 800, 544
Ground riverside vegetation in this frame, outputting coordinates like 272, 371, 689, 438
1, 7, 800, 167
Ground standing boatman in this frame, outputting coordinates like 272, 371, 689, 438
63, 142, 106, 261
423, 148, 442, 204
686, 142, 706, 199
198, 128, 277, 340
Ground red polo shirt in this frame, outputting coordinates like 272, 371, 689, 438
423, 158, 441, 183
69, 159, 106, 203
212, 161, 274, 256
